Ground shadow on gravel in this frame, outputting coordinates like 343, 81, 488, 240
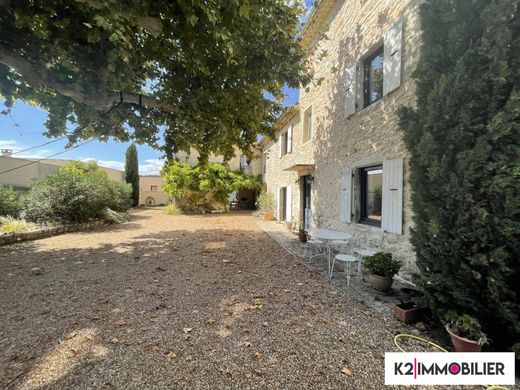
0, 213, 395, 389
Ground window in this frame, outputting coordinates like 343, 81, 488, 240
150, 185, 158, 192
363, 47, 384, 107
281, 131, 288, 156
303, 107, 312, 143
360, 165, 383, 226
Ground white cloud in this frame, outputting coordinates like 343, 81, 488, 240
139, 158, 165, 176
0, 139, 52, 159
80, 157, 125, 171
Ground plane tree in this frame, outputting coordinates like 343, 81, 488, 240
0, 0, 308, 160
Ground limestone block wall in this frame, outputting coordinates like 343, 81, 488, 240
298, 0, 421, 280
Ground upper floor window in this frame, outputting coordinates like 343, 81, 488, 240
363, 46, 384, 107
150, 185, 158, 192
303, 107, 312, 143
281, 131, 288, 156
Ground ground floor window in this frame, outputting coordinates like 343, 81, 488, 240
279, 187, 287, 221
360, 165, 382, 226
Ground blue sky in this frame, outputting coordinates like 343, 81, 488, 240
0, 1, 311, 175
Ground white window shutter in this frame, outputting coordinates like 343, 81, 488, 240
345, 62, 356, 117
383, 20, 403, 96
275, 187, 280, 221
286, 185, 292, 222
278, 134, 282, 158
287, 125, 293, 154
340, 169, 352, 223
382, 158, 403, 234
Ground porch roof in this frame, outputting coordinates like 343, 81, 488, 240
283, 164, 315, 172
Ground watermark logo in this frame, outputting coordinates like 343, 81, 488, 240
385, 352, 515, 385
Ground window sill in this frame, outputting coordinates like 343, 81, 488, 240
354, 221, 382, 230
347, 95, 385, 119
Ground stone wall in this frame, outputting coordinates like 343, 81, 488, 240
263, 0, 422, 280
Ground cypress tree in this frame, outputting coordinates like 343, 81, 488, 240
125, 143, 140, 206
399, 0, 520, 354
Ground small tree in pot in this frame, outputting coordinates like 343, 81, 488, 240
363, 252, 401, 291
444, 311, 488, 352
257, 192, 275, 220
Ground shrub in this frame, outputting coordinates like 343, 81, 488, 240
108, 181, 133, 212
0, 216, 35, 234
164, 204, 181, 215
257, 191, 275, 215
0, 186, 21, 217
399, 0, 520, 353
363, 252, 401, 277
22, 162, 132, 224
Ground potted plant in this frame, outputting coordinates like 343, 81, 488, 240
393, 287, 423, 324
297, 226, 307, 243
257, 192, 275, 221
444, 311, 488, 352
363, 252, 401, 292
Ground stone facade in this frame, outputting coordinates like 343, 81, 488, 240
139, 175, 171, 206
261, 0, 422, 280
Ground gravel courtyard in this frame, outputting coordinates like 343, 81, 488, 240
1, 209, 405, 389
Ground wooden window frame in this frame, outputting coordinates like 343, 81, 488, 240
363, 46, 384, 108
359, 165, 383, 227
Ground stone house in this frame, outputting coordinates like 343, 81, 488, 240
138, 175, 171, 207
260, 0, 421, 279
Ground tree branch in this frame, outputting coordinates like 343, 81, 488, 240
0, 46, 177, 113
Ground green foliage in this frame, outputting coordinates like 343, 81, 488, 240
363, 252, 401, 277
444, 311, 488, 345
0, 1, 309, 160
125, 144, 139, 206
108, 180, 133, 212
257, 191, 275, 215
161, 160, 260, 214
399, 0, 520, 353
0, 186, 21, 217
0, 216, 35, 234
22, 162, 132, 223
164, 204, 181, 215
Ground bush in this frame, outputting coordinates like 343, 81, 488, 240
399, 0, 520, 353
0, 216, 35, 234
161, 161, 260, 213
108, 181, 133, 212
363, 252, 401, 277
164, 204, 181, 215
0, 186, 21, 217
257, 191, 275, 215
22, 162, 132, 224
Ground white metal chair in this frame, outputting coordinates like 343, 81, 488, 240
304, 234, 326, 263
331, 253, 362, 286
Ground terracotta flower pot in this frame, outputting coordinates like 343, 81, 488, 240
369, 274, 393, 291
446, 326, 482, 352
298, 229, 307, 243
393, 302, 422, 324
264, 213, 274, 221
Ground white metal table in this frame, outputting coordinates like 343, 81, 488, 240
306, 229, 352, 276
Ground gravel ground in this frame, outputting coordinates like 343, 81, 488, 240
0, 209, 480, 389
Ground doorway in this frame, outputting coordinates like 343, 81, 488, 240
302, 175, 312, 228
279, 187, 287, 222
